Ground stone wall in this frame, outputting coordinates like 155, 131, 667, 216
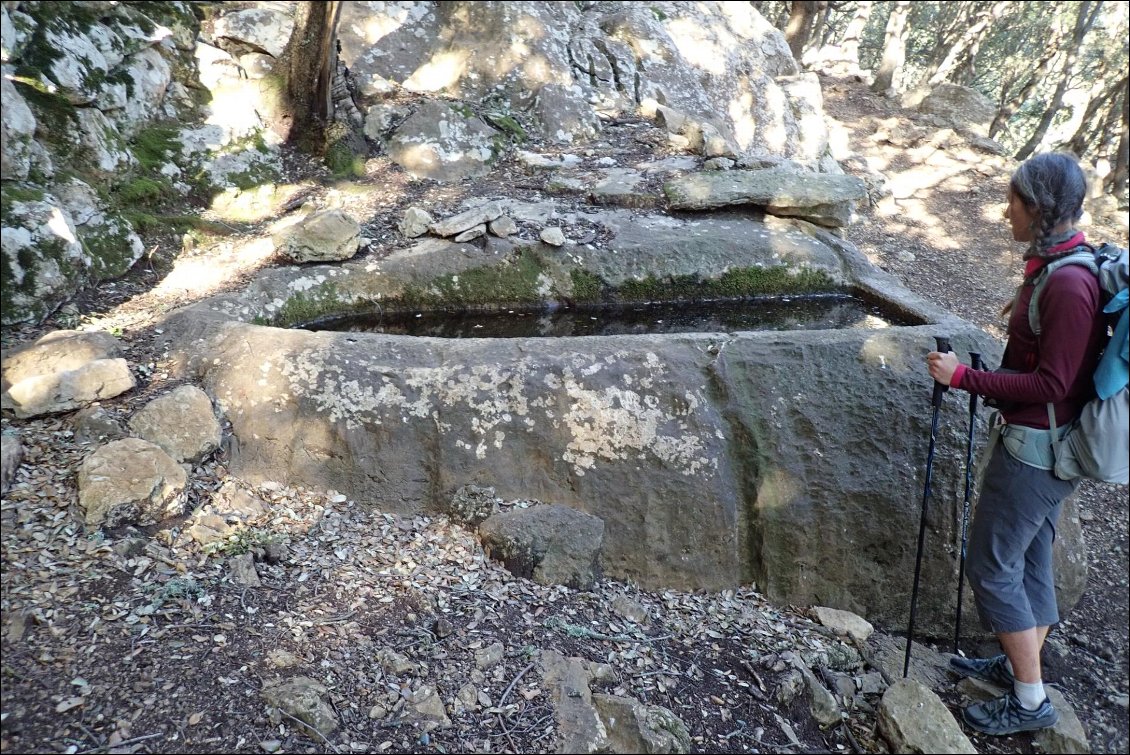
1, 1, 287, 325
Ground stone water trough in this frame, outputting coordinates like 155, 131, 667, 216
161, 202, 1085, 636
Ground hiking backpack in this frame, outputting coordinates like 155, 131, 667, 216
1028, 242, 1129, 485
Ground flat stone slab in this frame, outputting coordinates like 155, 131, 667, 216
664, 170, 867, 226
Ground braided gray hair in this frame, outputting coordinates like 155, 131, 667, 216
1009, 153, 1088, 255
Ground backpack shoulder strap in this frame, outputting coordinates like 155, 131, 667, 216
1028, 248, 1099, 338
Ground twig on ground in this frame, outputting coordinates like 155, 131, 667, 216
499, 662, 537, 708
76, 732, 163, 754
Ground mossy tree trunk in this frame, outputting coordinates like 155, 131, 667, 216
278, 0, 342, 153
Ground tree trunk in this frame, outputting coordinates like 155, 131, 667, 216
279, 1, 342, 152
916, 1, 972, 86
871, 1, 911, 94
839, 0, 873, 66
1062, 70, 1122, 157
925, 1, 1007, 87
1015, 1, 1103, 161
784, 1, 826, 61
1105, 84, 1128, 200
814, 1, 834, 48
988, 39, 1061, 139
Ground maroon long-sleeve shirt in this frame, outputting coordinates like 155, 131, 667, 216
953, 244, 1104, 429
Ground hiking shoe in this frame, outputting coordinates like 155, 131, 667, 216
950, 653, 1015, 688
963, 691, 1058, 736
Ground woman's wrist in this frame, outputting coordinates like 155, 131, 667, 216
951, 363, 967, 389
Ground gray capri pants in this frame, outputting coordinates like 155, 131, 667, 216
965, 441, 1078, 634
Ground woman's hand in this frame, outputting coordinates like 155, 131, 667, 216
927, 350, 960, 386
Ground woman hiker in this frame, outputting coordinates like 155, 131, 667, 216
926, 152, 1106, 735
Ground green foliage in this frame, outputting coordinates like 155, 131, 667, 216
202, 528, 285, 557
145, 577, 204, 608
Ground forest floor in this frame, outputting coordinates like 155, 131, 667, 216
2, 71, 1128, 755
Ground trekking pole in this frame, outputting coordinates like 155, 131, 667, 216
904, 336, 951, 679
953, 351, 982, 655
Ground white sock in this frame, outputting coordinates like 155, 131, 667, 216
1013, 678, 1046, 710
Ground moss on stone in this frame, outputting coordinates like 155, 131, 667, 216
79, 222, 139, 280
452, 103, 475, 119
11, 74, 80, 138
1, 184, 47, 218
116, 176, 172, 205
484, 112, 527, 142
570, 269, 604, 303
256, 285, 378, 327
325, 141, 365, 179
226, 162, 282, 192
617, 266, 837, 302
400, 247, 554, 309
130, 125, 181, 171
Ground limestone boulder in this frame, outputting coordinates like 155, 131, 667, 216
1, 75, 35, 181
385, 102, 501, 182
429, 202, 504, 238
2, 358, 135, 418
664, 170, 868, 226
398, 207, 434, 239
916, 83, 997, 138
261, 677, 338, 738
444, 484, 500, 527
77, 438, 187, 528
213, 8, 294, 58
403, 685, 452, 731
274, 210, 361, 263
878, 679, 976, 754
591, 695, 692, 754
73, 109, 134, 176
159, 213, 1087, 636
811, 606, 874, 642
478, 504, 605, 590
1, 330, 122, 391
338, 2, 818, 161
73, 406, 128, 445
0, 194, 90, 325
53, 177, 144, 278
129, 385, 221, 463
541, 650, 688, 754
1035, 686, 1091, 755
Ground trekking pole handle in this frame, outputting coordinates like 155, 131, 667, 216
969, 352, 983, 372
932, 336, 952, 407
